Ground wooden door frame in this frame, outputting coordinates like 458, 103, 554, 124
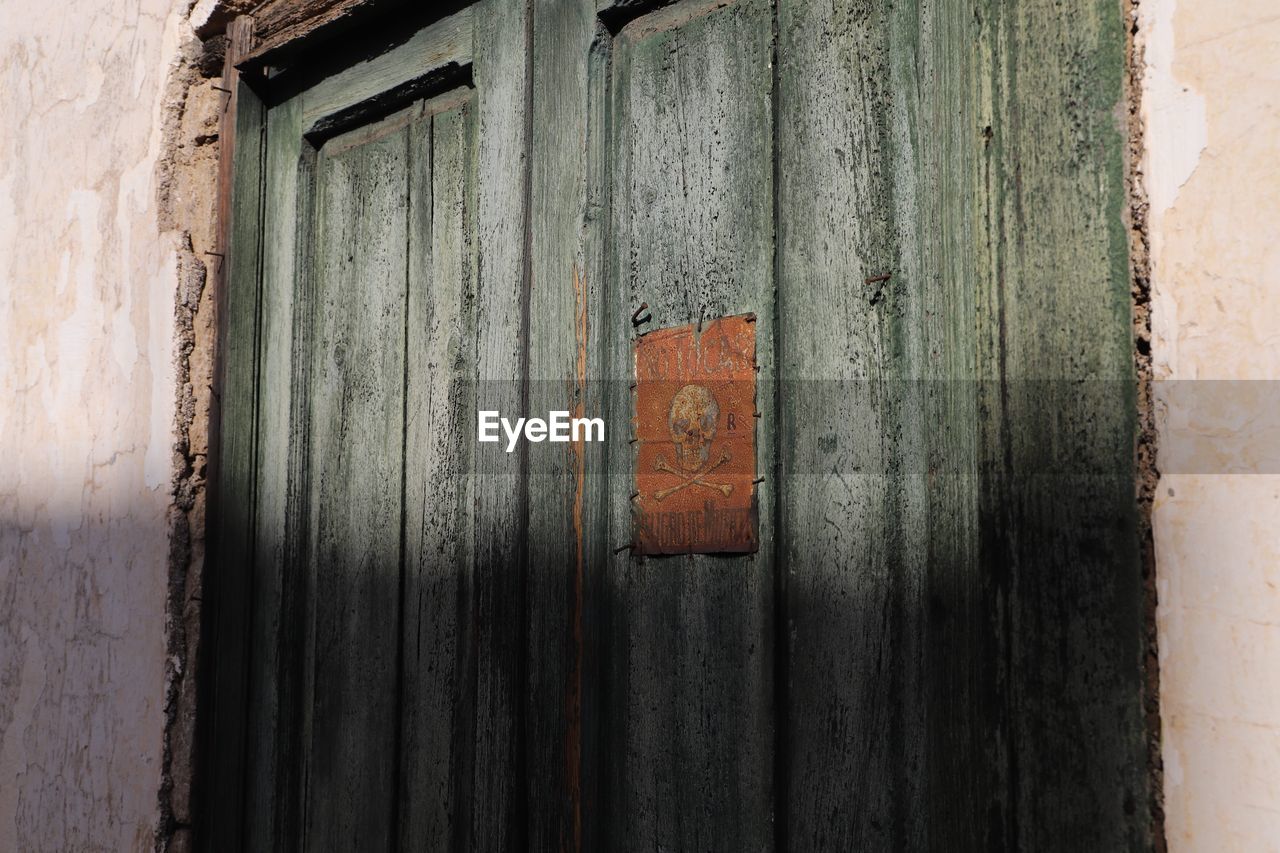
198, 0, 1156, 849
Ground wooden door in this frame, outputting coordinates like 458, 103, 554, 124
208, 7, 526, 850
209, 0, 1152, 850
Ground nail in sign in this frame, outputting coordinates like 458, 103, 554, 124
633, 313, 758, 555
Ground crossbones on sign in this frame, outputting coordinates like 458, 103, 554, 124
653, 448, 733, 501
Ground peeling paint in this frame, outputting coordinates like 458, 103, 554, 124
1140, 0, 1207, 224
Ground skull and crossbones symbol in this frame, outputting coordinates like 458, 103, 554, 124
653, 384, 733, 502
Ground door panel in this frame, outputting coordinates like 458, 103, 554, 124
210, 5, 513, 850
399, 96, 479, 850
307, 113, 412, 849
600, 1, 776, 848
297, 96, 483, 853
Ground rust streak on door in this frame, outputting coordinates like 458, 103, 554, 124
565, 263, 588, 853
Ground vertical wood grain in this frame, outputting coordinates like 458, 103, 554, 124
889, 0, 996, 845
526, 0, 602, 849
397, 97, 480, 852
978, 0, 1147, 845
241, 92, 306, 851
602, 1, 776, 848
203, 28, 264, 847
275, 140, 318, 853
775, 0, 1149, 847
302, 117, 410, 851
470, 0, 532, 847
775, 0, 927, 847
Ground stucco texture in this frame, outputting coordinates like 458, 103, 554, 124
0, 0, 195, 849
1142, 0, 1280, 848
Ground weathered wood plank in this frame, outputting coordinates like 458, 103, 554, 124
231, 0, 382, 67
526, 0, 601, 849
882, 1, 998, 847
274, 138, 319, 852
301, 114, 410, 850
238, 2, 476, 84
250, 0, 375, 43
602, 1, 776, 847
470, 0, 532, 847
580, 19, 617, 853
240, 91, 305, 851
979, 0, 1148, 846
298, 7, 473, 137
397, 95, 479, 852
774, 0, 927, 847
202, 17, 263, 846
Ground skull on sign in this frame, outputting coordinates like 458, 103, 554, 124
667, 384, 719, 471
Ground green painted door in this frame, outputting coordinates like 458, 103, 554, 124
209, 0, 1152, 850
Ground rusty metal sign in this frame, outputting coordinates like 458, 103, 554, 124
633, 313, 758, 555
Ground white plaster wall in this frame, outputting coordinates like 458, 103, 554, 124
1142, 0, 1280, 848
0, 0, 189, 849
